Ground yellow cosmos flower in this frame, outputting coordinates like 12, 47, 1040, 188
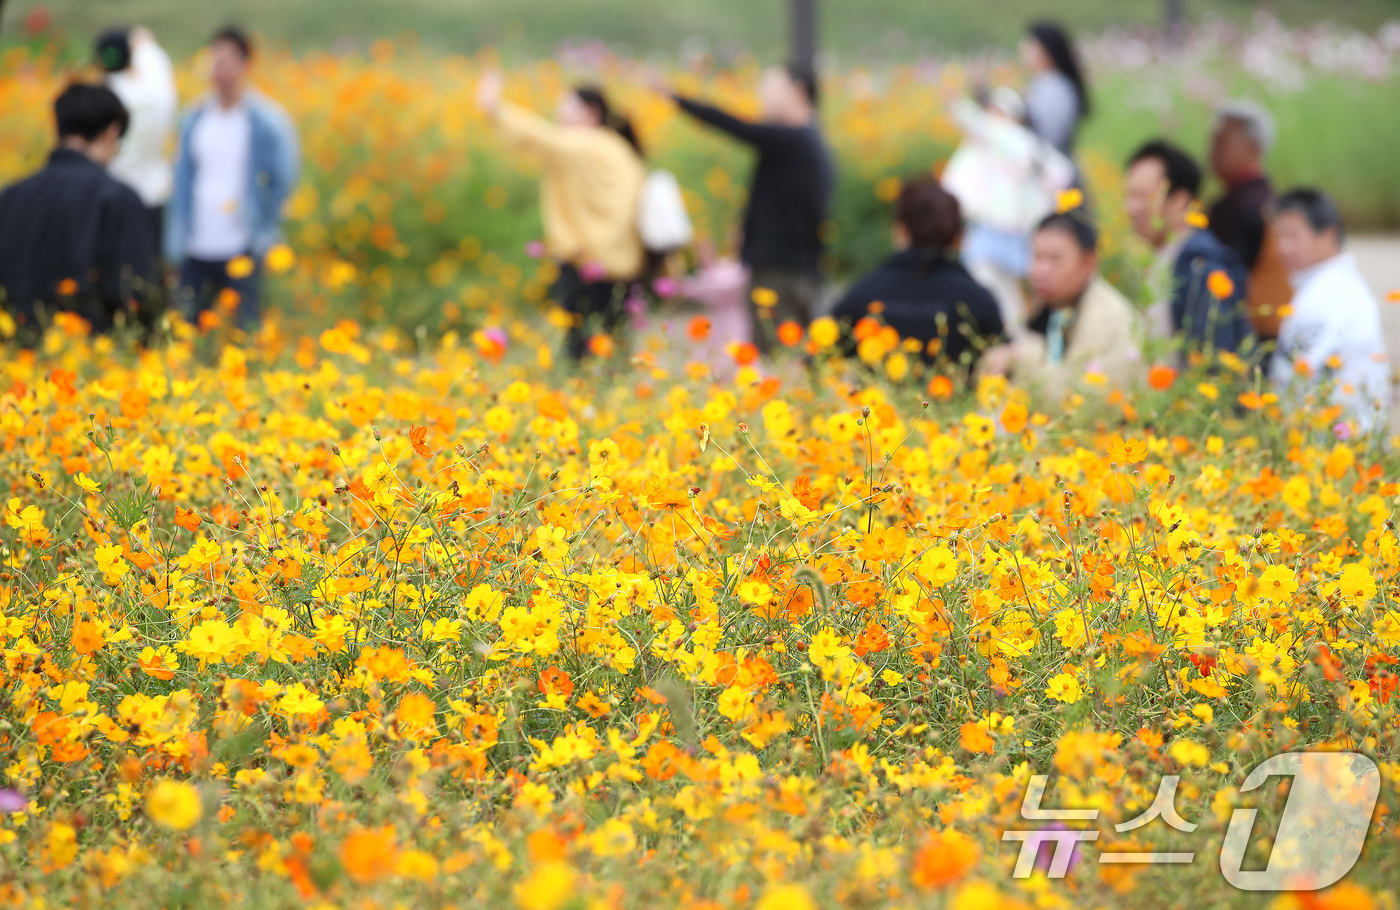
146, 780, 202, 831
1046, 672, 1084, 704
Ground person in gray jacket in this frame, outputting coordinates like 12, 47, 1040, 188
1020, 22, 1091, 159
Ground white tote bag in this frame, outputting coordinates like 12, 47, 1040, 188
637, 170, 693, 253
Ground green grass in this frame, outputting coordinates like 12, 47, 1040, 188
5, 0, 1399, 59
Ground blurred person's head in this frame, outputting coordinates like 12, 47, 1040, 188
54, 83, 129, 166
1030, 212, 1098, 308
1210, 99, 1274, 186
1021, 22, 1091, 117
987, 86, 1026, 123
759, 63, 817, 125
95, 28, 131, 73
561, 86, 644, 156
1273, 188, 1345, 273
209, 25, 251, 105
1125, 139, 1202, 248
893, 176, 961, 252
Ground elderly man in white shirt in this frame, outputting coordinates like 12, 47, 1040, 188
1270, 188, 1392, 432
96, 27, 177, 242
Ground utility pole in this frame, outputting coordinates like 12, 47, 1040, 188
1164, 0, 1185, 48
790, 0, 816, 70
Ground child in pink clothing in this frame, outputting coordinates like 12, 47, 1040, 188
656, 239, 752, 379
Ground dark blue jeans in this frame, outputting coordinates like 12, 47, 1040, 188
178, 254, 261, 329
551, 263, 627, 361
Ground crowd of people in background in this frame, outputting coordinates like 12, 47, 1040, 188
0, 20, 1393, 432
0, 25, 297, 343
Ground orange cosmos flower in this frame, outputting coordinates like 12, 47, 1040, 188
1148, 364, 1178, 390
537, 666, 574, 699
776, 321, 804, 346
587, 333, 615, 358
688, 316, 711, 341
853, 621, 890, 656
341, 827, 400, 884
927, 375, 954, 401
71, 620, 103, 655
1206, 270, 1234, 299
731, 342, 759, 365
958, 721, 995, 754
409, 425, 432, 459
852, 316, 882, 341
999, 400, 1028, 434
910, 829, 978, 889
578, 691, 611, 718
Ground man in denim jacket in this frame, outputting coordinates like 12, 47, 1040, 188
1124, 139, 1254, 365
165, 26, 298, 329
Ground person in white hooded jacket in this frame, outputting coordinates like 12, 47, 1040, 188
96, 27, 178, 242
1269, 188, 1392, 433
941, 87, 1075, 340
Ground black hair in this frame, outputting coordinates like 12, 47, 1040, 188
1035, 211, 1098, 254
54, 83, 129, 141
1028, 22, 1090, 118
95, 28, 131, 73
573, 86, 644, 158
897, 176, 960, 252
1127, 139, 1202, 200
1274, 188, 1345, 243
210, 25, 252, 59
784, 61, 819, 107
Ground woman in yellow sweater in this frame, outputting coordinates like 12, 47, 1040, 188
477, 71, 647, 361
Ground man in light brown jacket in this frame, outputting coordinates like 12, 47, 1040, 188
981, 212, 1142, 399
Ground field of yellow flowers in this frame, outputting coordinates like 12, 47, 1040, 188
2, 304, 1400, 909
5, 26, 1400, 910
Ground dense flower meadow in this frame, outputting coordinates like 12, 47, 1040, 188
4, 12, 1400, 909
1, 310, 1400, 909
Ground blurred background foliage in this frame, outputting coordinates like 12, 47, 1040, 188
1, 2, 1397, 339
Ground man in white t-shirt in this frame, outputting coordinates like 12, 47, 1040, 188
1269, 188, 1392, 432
97, 27, 177, 242
166, 25, 298, 329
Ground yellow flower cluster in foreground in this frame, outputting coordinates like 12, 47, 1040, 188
1, 318, 1398, 909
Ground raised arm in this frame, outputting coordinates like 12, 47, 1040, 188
476, 70, 568, 162
672, 95, 793, 151
493, 102, 571, 161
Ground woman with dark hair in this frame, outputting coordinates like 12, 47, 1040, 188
478, 72, 646, 361
830, 176, 1003, 374
1021, 22, 1091, 157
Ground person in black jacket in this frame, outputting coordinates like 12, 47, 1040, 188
0, 84, 160, 346
663, 64, 834, 354
831, 176, 1004, 376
